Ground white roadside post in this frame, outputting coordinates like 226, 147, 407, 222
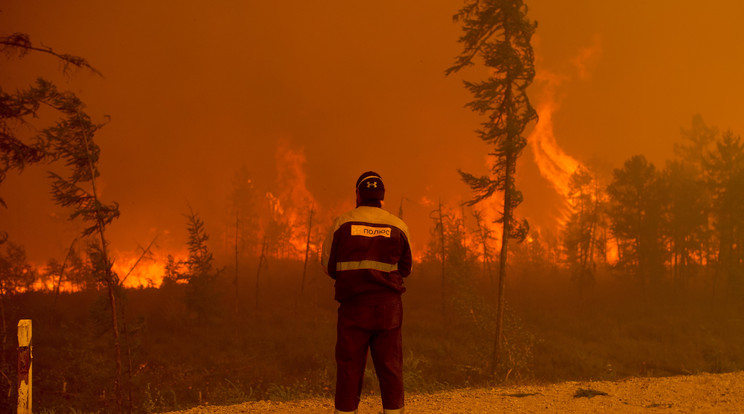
17, 319, 32, 414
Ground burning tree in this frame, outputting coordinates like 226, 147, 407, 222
447, 0, 537, 373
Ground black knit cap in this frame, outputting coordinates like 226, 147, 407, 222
356, 171, 385, 201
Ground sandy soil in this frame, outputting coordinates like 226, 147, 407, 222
164, 371, 744, 413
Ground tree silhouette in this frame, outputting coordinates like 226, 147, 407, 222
0, 33, 100, 242
674, 115, 717, 269
0, 33, 100, 75
661, 160, 708, 289
705, 131, 744, 295
45, 95, 123, 411
447, 0, 537, 372
263, 193, 293, 259
425, 204, 475, 319
562, 167, 603, 298
607, 155, 666, 296
472, 209, 495, 288
675, 114, 717, 171
228, 167, 259, 316
430, 201, 448, 318
182, 209, 222, 321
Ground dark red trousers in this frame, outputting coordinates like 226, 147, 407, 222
335, 294, 403, 412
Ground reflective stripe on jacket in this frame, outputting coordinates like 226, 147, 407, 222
321, 206, 412, 303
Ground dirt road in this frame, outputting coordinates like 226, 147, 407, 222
164, 371, 744, 413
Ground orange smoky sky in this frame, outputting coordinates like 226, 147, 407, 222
2, 0, 744, 268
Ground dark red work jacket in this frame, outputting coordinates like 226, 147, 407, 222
322, 205, 412, 303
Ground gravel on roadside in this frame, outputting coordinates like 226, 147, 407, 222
163, 371, 744, 413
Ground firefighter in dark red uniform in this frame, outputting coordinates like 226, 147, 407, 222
322, 171, 412, 414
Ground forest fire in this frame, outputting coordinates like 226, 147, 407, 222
263, 142, 321, 261
3, 1, 744, 413
112, 250, 187, 289
526, 69, 589, 233
528, 98, 581, 203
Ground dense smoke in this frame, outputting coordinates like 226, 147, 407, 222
3, 1, 744, 271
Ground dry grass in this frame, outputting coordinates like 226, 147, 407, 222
4, 258, 744, 413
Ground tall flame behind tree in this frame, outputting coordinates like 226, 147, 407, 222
447, 0, 537, 374
44, 90, 125, 412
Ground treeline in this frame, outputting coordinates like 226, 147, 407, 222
417, 114, 744, 306
4, 21, 744, 414
1, 112, 743, 412
562, 115, 743, 300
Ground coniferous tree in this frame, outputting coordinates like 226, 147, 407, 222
676, 114, 718, 171
263, 193, 293, 259
447, 0, 537, 372
425, 204, 474, 319
607, 155, 666, 296
431, 201, 447, 318
183, 209, 222, 321
0, 33, 99, 75
705, 131, 744, 295
674, 115, 717, 270
45, 95, 123, 411
472, 209, 495, 287
661, 160, 708, 288
562, 167, 602, 298
1, 33, 100, 242
228, 167, 259, 316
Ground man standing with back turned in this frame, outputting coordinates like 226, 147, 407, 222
322, 171, 412, 414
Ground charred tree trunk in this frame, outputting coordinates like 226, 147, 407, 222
104, 279, 122, 412
300, 207, 314, 295
234, 216, 240, 317
473, 210, 492, 289
493, 151, 513, 373
438, 201, 447, 319
0, 291, 5, 376
83, 132, 122, 413
255, 237, 268, 310
118, 239, 155, 414
447, 0, 537, 377
119, 293, 134, 414
97, 223, 122, 413
53, 238, 77, 312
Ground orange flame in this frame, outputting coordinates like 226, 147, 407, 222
528, 98, 581, 202
275, 140, 317, 211
262, 141, 320, 260
528, 39, 602, 218
112, 249, 188, 288
26, 247, 189, 291
526, 39, 615, 265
